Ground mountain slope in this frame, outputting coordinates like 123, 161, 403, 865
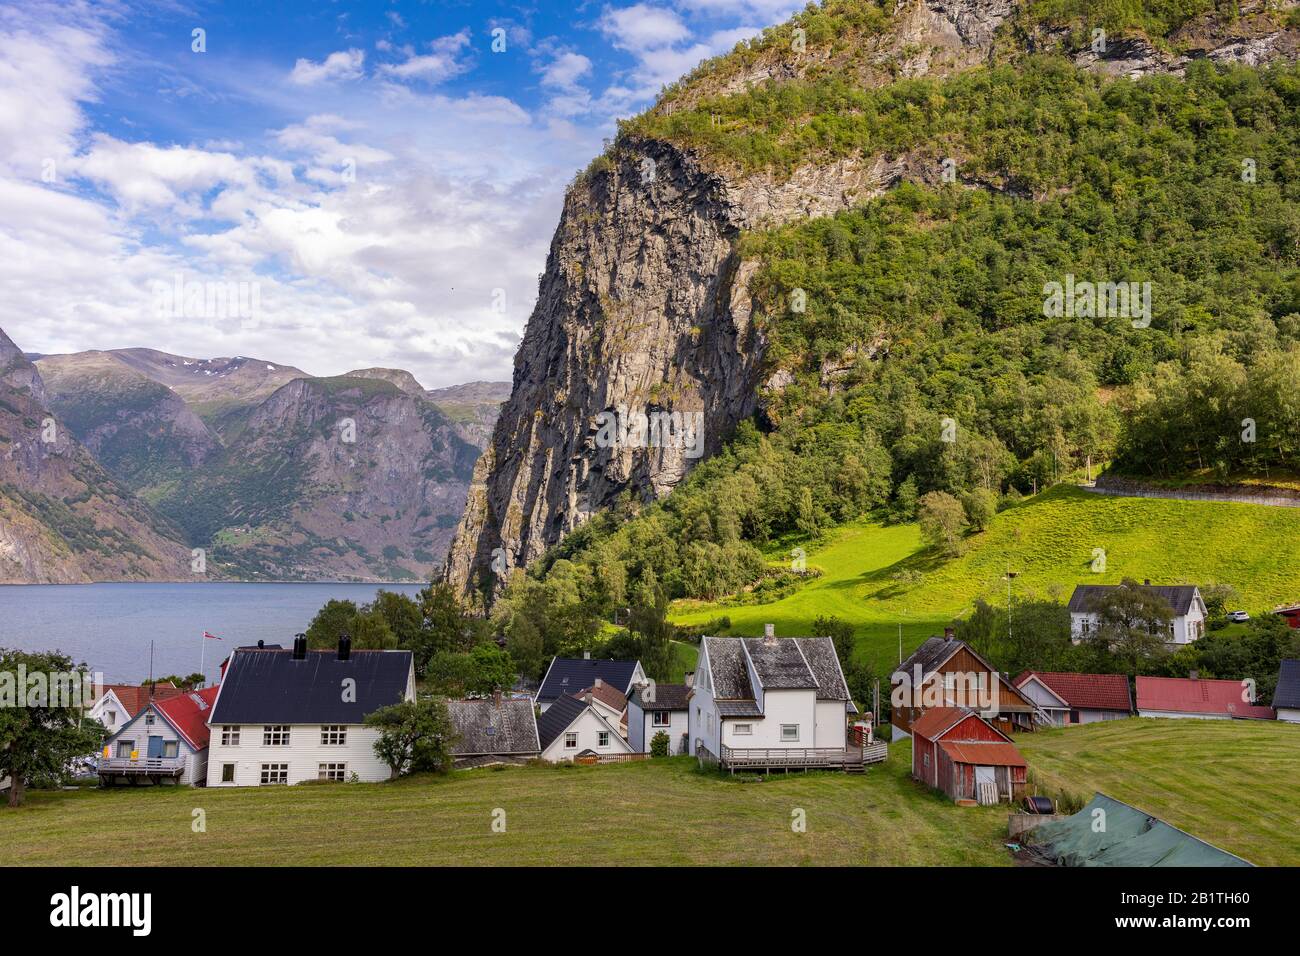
445, 0, 1300, 608
0, 329, 192, 583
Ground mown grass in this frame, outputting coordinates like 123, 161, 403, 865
670, 486, 1300, 669
1019, 718, 1300, 867
0, 747, 1010, 867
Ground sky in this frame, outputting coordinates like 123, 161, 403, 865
0, 0, 803, 387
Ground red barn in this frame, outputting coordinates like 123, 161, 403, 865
911, 706, 1027, 804
1273, 603, 1300, 629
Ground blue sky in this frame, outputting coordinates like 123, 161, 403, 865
0, 0, 801, 386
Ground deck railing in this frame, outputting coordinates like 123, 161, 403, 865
98, 756, 186, 775
720, 742, 887, 770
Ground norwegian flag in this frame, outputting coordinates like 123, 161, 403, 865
203, 631, 223, 640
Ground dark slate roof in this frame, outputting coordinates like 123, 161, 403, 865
741, 637, 818, 690
794, 638, 850, 701
537, 658, 640, 702
630, 683, 691, 710
898, 636, 962, 677
1068, 584, 1199, 616
209, 648, 411, 724
703, 637, 753, 700
536, 694, 591, 750
447, 699, 540, 756
716, 700, 763, 717
1274, 659, 1300, 710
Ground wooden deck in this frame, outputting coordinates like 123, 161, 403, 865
98, 756, 187, 785
720, 741, 888, 774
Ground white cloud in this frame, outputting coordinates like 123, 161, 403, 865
379, 30, 473, 84
599, 4, 690, 52
289, 48, 365, 86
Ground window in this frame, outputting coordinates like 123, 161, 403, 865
598, 731, 611, 747
144, 712, 155, 726
923, 752, 930, 767
733, 723, 753, 735
780, 724, 800, 742
564, 732, 578, 749
116, 740, 134, 758
259, 763, 288, 785
318, 763, 347, 782
163, 740, 179, 759
221, 763, 235, 783
106, 709, 117, 726
321, 725, 346, 745
221, 725, 240, 746
263, 725, 290, 746
652, 711, 671, 727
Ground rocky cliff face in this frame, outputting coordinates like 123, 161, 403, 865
445, 0, 1300, 602
0, 329, 193, 583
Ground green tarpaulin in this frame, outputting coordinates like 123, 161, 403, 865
1027, 793, 1252, 867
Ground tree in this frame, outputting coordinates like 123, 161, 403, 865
917, 491, 968, 554
962, 487, 997, 533
305, 599, 359, 649
1088, 580, 1173, 672
464, 644, 516, 697
0, 649, 105, 807
365, 697, 456, 777
369, 590, 423, 648
349, 608, 397, 649
650, 730, 671, 757
1200, 582, 1240, 621
154, 673, 206, 690
811, 614, 872, 709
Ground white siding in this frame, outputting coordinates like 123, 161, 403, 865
1277, 708, 1300, 724
103, 707, 205, 785
1137, 709, 1231, 720
205, 723, 393, 786
539, 709, 634, 762
627, 700, 688, 754
89, 691, 129, 736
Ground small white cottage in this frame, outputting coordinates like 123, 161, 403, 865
1068, 582, 1207, 645
536, 694, 635, 763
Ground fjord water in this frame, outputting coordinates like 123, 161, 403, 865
0, 583, 425, 684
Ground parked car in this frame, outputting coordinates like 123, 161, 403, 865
1227, 610, 1250, 623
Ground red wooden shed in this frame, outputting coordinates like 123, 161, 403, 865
911, 706, 1027, 805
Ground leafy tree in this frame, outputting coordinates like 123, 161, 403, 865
350, 608, 397, 650
962, 487, 997, 533
0, 649, 105, 807
917, 491, 968, 554
305, 599, 358, 649
1087, 580, 1174, 672
369, 590, 423, 649
650, 730, 671, 757
1199, 582, 1241, 621
365, 697, 456, 777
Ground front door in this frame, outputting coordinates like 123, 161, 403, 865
147, 736, 164, 759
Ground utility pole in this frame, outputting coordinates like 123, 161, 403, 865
1004, 567, 1018, 646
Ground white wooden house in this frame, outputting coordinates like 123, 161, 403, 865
99, 686, 218, 786
688, 628, 875, 772
536, 694, 635, 762
89, 682, 182, 736
1068, 582, 1207, 645
205, 636, 415, 787
627, 683, 690, 754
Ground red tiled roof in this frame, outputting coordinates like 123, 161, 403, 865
937, 740, 1027, 768
578, 682, 628, 712
910, 707, 974, 740
153, 686, 220, 751
104, 682, 182, 718
1135, 677, 1275, 719
1015, 671, 1132, 712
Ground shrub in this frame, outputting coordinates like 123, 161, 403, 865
650, 731, 671, 758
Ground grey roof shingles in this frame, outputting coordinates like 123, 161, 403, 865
1067, 583, 1199, 616
794, 637, 850, 701
630, 683, 691, 710
898, 636, 962, 677
741, 637, 818, 690
704, 636, 850, 713
447, 698, 540, 756
209, 648, 411, 725
703, 637, 753, 700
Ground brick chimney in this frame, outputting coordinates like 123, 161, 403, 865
764, 623, 776, 645
944, 627, 955, 640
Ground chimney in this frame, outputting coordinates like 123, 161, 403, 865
594, 678, 604, 689
943, 627, 955, 640
1189, 669, 1199, 681
292, 633, 307, 660
492, 689, 502, 707
257, 640, 265, 649
684, 671, 695, 689
583, 650, 591, 660
337, 632, 352, 662
764, 623, 776, 645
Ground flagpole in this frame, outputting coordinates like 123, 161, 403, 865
200, 631, 205, 688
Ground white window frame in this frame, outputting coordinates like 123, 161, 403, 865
221, 763, 235, 783
259, 763, 288, 785
263, 725, 290, 746
321, 725, 347, 746
564, 732, 578, 750
733, 723, 753, 736
780, 723, 800, 742
221, 725, 240, 746
318, 762, 347, 782
652, 710, 671, 727
598, 731, 611, 748
163, 740, 179, 759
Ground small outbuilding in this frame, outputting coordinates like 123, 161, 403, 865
447, 696, 541, 768
1272, 660, 1300, 724
910, 706, 1026, 805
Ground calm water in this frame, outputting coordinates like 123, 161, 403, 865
0, 583, 425, 684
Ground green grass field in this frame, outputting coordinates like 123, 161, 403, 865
1019, 718, 1300, 867
0, 748, 1010, 867
3, 718, 1294, 866
671, 486, 1300, 668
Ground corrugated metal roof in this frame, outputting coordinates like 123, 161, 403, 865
1136, 676, 1275, 719
537, 658, 640, 702
1274, 660, 1300, 710
208, 648, 411, 724
937, 740, 1026, 767
536, 694, 589, 750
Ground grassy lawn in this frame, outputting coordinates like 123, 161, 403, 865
671, 486, 1300, 669
0, 747, 1011, 867
1018, 718, 1300, 867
